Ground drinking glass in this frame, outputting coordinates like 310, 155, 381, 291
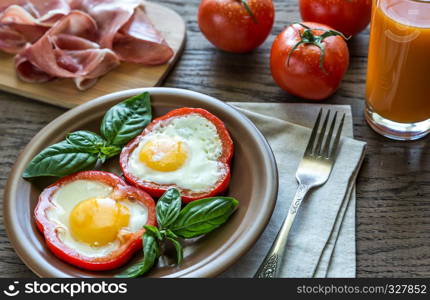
365, 0, 430, 140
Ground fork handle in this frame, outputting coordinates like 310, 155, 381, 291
254, 184, 310, 278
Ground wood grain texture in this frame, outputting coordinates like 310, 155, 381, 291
0, 2, 186, 108
1, 0, 429, 278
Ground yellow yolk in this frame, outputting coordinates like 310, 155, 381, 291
69, 197, 130, 247
138, 138, 187, 172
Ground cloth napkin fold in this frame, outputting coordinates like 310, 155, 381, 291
219, 103, 366, 278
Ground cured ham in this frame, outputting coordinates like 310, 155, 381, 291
16, 11, 120, 90
0, 0, 174, 90
71, 0, 173, 64
0, 0, 70, 53
70, 0, 142, 49
0, 0, 70, 24
113, 6, 173, 65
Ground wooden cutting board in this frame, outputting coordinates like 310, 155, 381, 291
0, 2, 186, 108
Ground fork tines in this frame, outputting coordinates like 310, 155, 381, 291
305, 109, 345, 160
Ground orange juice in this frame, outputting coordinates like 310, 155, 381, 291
366, 0, 430, 127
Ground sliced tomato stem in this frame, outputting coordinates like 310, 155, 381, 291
241, 0, 258, 23
287, 23, 348, 74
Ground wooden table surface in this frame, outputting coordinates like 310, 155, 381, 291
1, 0, 429, 278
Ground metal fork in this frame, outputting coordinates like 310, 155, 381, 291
254, 109, 345, 278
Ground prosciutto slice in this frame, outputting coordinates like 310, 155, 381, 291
71, 0, 173, 65
113, 6, 174, 65
2, 0, 174, 90
0, 0, 70, 53
15, 11, 120, 90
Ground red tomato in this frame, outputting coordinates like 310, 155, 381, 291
299, 0, 372, 37
270, 22, 349, 100
120, 108, 234, 203
34, 171, 156, 271
198, 0, 275, 53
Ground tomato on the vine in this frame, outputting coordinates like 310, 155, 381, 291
270, 22, 349, 100
198, 0, 275, 53
299, 0, 372, 37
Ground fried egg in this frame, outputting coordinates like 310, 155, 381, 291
46, 179, 147, 258
127, 114, 225, 193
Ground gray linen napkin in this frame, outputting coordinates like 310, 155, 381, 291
219, 103, 366, 278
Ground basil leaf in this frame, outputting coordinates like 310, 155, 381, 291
116, 232, 160, 278
156, 188, 182, 229
144, 225, 163, 240
167, 237, 183, 264
165, 229, 178, 239
23, 140, 98, 178
170, 197, 239, 239
66, 131, 105, 153
100, 92, 152, 147
99, 145, 121, 157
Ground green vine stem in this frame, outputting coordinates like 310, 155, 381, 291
287, 23, 348, 74
241, 0, 258, 23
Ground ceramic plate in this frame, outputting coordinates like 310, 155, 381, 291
4, 88, 278, 277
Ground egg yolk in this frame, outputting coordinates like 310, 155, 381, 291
69, 197, 130, 247
139, 138, 188, 172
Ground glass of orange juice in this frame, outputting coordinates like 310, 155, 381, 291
366, 0, 430, 140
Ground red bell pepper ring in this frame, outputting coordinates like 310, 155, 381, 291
120, 107, 234, 203
34, 171, 156, 271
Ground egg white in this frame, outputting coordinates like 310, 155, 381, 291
46, 180, 148, 258
127, 114, 225, 193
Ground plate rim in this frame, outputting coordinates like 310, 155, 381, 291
3, 87, 278, 278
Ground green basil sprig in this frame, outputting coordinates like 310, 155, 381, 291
23, 92, 152, 178
167, 237, 183, 265
66, 131, 105, 150
170, 197, 239, 238
22, 140, 99, 178
116, 232, 160, 278
101, 92, 152, 147
117, 188, 239, 278
156, 188, 182, 228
